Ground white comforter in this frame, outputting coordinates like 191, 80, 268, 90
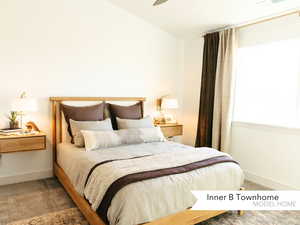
58, 141, 244, 225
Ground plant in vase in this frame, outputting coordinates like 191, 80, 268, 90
8, 111, 19, 129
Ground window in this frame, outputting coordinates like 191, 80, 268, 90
233, 39, 300, 128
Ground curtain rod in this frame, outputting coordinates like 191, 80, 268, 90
201, 8, 300, 37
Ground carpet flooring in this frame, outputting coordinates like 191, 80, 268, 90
1, 178, 299, 225
6, 208, 88, 225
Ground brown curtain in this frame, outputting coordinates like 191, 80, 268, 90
195, 32, 219, 147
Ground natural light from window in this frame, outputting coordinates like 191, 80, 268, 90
233, 39, 300, 128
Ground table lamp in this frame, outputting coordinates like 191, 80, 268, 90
160, 97, 179, 124
11, 92, 37, 130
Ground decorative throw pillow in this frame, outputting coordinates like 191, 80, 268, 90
116, 116, 154, 129
107, 102, 143, 130
81, 127, 166, 151
61, 103, 105, 143
70, 119, 113, 147
81, 130, 122, 151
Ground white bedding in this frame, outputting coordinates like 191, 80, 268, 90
57, 142, 244, 225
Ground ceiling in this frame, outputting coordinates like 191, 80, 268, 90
107, 0, 300, 37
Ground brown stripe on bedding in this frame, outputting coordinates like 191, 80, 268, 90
96, 155, 238, 223
84, 154, 154, 188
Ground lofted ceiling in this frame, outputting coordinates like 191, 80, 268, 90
107, 0, 300, 37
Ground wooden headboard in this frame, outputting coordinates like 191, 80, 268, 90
49, 97, 146, 165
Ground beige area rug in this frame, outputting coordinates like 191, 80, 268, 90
0, 187, 75, 225
7, 208, 88, 225
7, 208, 300, 225
199, 210, 300, 225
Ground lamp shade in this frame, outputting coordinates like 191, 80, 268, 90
161, 98, 178, 109
12, 98, 37, 112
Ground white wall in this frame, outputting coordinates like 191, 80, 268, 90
181, 38, 204, 146
182, 14, 300, 190
0, 0, 183, 185
231, 122, 300, 190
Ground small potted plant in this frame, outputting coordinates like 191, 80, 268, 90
8, 111, 19, 129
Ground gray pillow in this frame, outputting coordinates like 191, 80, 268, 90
116, 116, 154, 129
61, 103, 105, 143
70, 118, 113, 147
118, 127, 165, 145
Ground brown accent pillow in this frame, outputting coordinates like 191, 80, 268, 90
107, 102, 143, 130
61, 103, 105, 142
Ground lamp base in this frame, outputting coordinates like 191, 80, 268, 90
163, 113, 177, 124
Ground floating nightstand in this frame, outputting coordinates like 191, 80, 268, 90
0, 132, 46, 154
156, 124, 183, 138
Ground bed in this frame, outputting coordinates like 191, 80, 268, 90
50, 97, 244, 225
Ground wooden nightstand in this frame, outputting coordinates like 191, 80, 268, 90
156, 124, 183, 138
0, 132, 46, 154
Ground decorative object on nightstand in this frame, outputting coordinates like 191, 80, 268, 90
0, 132, 46, 153
25, 121, 41, 132
156, 123, 183, 138
7, 111, 19, 129
11, 91, 37, 131
154, 96, 179, 124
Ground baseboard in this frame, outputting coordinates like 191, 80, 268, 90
244, 170, 298, 190
0, 169, 53, 186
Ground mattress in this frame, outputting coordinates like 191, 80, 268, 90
57, 142, 244, 225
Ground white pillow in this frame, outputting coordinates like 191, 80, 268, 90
140, 127, 166, 143
81, 130, 122, 151
70, 118, 113, 147
117, 116, 154, 129
81, 127, 166, 151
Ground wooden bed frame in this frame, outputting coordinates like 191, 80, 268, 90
50, 96, 243, 225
